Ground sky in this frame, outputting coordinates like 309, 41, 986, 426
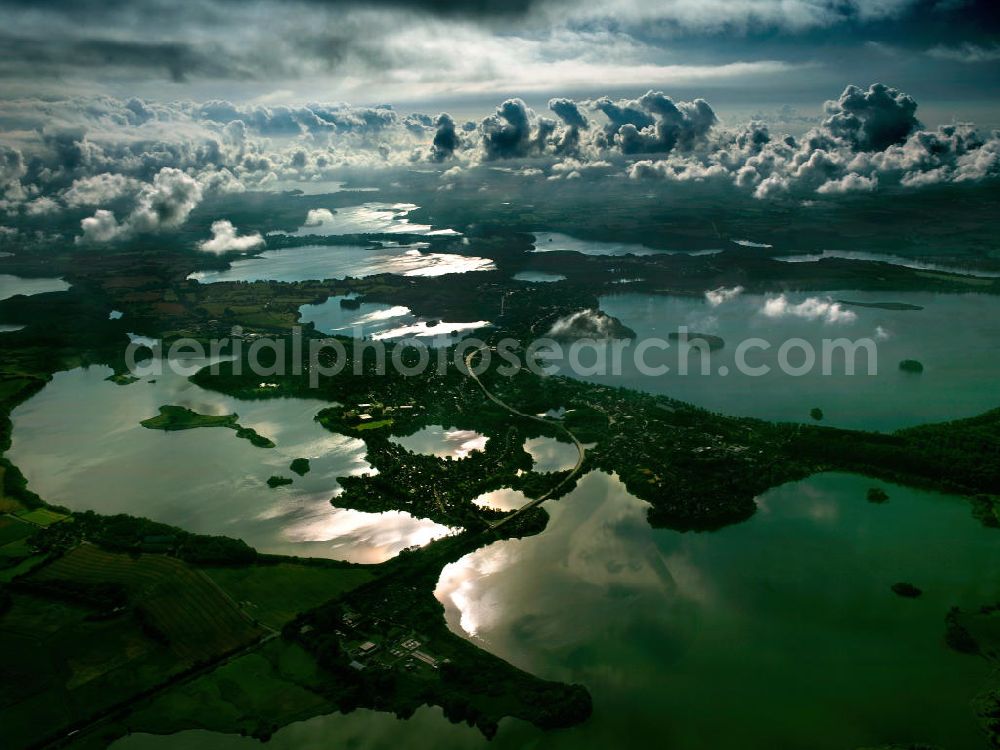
0, 0, 997, 249
0, 0, 997, 119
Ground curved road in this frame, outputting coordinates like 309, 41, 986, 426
463, 347, 587, 530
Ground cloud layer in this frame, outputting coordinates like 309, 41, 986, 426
0, 80, 996, 246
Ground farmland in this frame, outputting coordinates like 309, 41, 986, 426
0, 545, 267, 748
27, 545, 265, 661
206, 561, 376, 629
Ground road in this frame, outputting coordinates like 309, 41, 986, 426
463, 347, 587, 530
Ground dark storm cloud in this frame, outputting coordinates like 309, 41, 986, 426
429, 113, 460, 161
480, 99, 535, 160
822, 83, 920, 151
593, 91, 717, 155
548, 98, 589, 129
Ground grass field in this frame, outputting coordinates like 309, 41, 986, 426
206, 562, 375, 629
15, 507, 70, 527
28, 545, 263, 662
0, 516, 33, 546
0, 589, 183, 749
356, 418, 394, 431
101, 639, 333, 743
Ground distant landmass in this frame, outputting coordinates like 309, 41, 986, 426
836, 300, 924, 311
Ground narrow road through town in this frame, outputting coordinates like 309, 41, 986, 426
463, 347, 587, 530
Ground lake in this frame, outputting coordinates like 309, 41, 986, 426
291, 203, 459, 236
189, 243, 494, 284
0, 274, 70, 301
556, 290, 1000, 431
531, 232, 722, 256
512, 271, 567, 283
8, 362, 454, 563
111, 471, 1000, 749
523, 435, 578, 472
391, 425, 489, 459
299, 295, 490, 345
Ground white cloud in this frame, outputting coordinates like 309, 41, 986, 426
760, 294, 857, 323
62, 173, 139, 207
304, 208, 335, 226
76, 167, 203, 243
816, 172, 877, 194
25, 196, 59, 215
198, 220, 264, 253
78, 209, 123, 244
705, 285, 744, 306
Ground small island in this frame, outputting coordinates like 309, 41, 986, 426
836, 300, 924, 311
668, 331, 725, 350
105, 373, 140, 386
266, 475, 293, 488
891, 582, 922, 598
899, 359, 924, 373
290, 457, 311, 476
867, 487, 889, 503
141, 405, 275, 448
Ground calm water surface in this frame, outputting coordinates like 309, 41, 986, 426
110, 471, 1000, 749
575, 290, 1000, 430
0, 274, 70, 300
189, 243, 494, 284
8, 362, 453, 562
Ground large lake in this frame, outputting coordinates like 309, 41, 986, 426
112, 471, 1000, 749
557, 290, 1000, 431
290, 203, 459, 237
0, 274, 70, 301
8, 362, 454, 562
299, 295, 490, 345
189, 243, 494, 284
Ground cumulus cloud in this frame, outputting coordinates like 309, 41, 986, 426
62, 173, 140, 207
126, 167, 202, 233
303, 208, 334, 226
548, 97, 589, 129
78, 209, 123, 243
547, 308, 634, 340
25, 196, 59, 215
480, 99, 536, 160
761, 295, 857, 323
0, 80, 997, 226
627, 83, 999, 198
429, 113, 460, 162
816, 172, 878, 194
705, 285, 744, 306
594, 90, 717, 155
822, 83, 919, 151
76, 167, 202, 243
0, 144, 28, 208
198, 220, 264, 253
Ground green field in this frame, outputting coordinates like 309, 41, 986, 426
0, 545, 271, 748
28, 545, 263, 662
0, 516, 33, 546
97, 639, 333, 743
207, 562, 375, 629
15, 507, 69, 527
355, 418, 394, 431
